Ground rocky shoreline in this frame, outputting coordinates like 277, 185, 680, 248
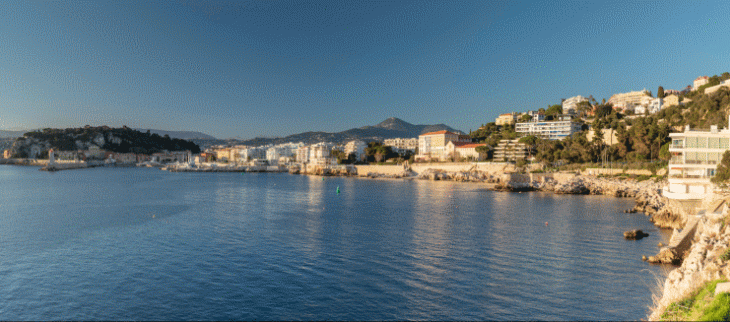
647, 201, 730, 320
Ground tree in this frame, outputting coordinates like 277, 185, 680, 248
545, 104, 563, 117
711, 151, 730, 185
518, 114, 532, 122
657, 86, 665, 99
594, 104, 614, 118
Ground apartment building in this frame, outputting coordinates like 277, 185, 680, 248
664, 120, 730, 200
492, 139, 532, 162
562, 95, 589, 115
608, 90, 652, 112
515, 116, 582, 140
416, 130, 471, 161
383, 138, 417, 153
344, 140, 367, 160
495, 113, 518, 126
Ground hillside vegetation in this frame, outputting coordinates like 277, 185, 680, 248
471, 75, 730, 169
10, 126, 200, 158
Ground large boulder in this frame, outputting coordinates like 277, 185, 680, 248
624, 229, 650, 240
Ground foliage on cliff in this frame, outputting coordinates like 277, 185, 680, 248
20, 126, 200, 155
659, 279, 730, 321
711, 151, 730, 185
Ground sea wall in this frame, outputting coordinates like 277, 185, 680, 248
581, 167, 667, 176
354, 162, 523, 178
354, 165, 408, 177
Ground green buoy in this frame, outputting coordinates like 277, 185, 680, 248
336, 186, 340, 194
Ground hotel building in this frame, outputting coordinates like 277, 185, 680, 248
664, 119, 730, 200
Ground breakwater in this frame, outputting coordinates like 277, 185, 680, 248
0, 158, 102, 171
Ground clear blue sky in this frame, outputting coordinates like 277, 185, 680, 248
2, 0, 730, 139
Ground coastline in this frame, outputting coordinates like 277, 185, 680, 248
7, 159, 694, 319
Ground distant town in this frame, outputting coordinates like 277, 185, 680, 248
4, 73, 730, 203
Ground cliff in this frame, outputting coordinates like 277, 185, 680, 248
648, 196, 730, 320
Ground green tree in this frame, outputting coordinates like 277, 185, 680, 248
545, 104, 563, 118
657, 86, 665, 99
594, 104, 614, 118
711, 151, 730, 185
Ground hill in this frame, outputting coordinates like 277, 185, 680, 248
8, 126, 200, 159
135, 129, 216, 140
0, 130, 31, 138
233, 118, 463, 146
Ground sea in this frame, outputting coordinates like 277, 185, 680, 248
0, 166, 672, 320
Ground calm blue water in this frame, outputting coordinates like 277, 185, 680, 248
0, 166, 671, 320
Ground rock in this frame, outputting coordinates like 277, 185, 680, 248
642, 255, 648, 261
624, 229, 650, 240
657, 242, 664, 247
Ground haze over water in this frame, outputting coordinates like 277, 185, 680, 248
0, 166, 670, 320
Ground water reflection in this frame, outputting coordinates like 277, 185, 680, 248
0, 168, 673, 321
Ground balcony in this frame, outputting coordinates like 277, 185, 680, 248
669, 160, 718, 165
669, 144, 684, 149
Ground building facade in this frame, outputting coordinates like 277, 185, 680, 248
343, 140, 367, 160
383, 138, 417, 154
693, 76, 709, 90
608, 90, 652, 112
515, 117, 582, 140
417, 131, 471, 161
444, 142, 487, 161
664, 121, 730, 200
562, 95, 589, 115
492, 139, 532, 162
495, 113, 518, 126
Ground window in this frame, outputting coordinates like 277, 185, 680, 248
709, 137, 720, 149
698, 137, 708, 149
686, 137, 698, 148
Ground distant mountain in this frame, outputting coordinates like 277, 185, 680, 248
0, 130, 30, 138
233, 118, 463, 146
135, 129, 216, 140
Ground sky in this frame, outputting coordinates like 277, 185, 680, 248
2, 0, 730, 139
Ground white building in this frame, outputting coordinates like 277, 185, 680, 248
445, 141, 487, 161
693, 76, 709, 90
634, 98, 663, 115
524, 110, 545, 122
562, 95, 589, 115
646, 98, 663, 114
515, 116, 582, 140
608, 90, 652, 113
343, 140, 367, 161
664, 119, 730, 200
239, 147, 266, 162
383, 138, 417, 154
417, 130, 471, 161
308, 142, 337, 166
296, 145, 310, 163
265, 143, 300, 166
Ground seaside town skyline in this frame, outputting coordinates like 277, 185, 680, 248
3, 1, 730, 139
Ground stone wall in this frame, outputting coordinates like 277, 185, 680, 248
354, 165, 407, 177
582, 167, 666, 176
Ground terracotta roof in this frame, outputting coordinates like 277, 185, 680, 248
420, 130, 458, 136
